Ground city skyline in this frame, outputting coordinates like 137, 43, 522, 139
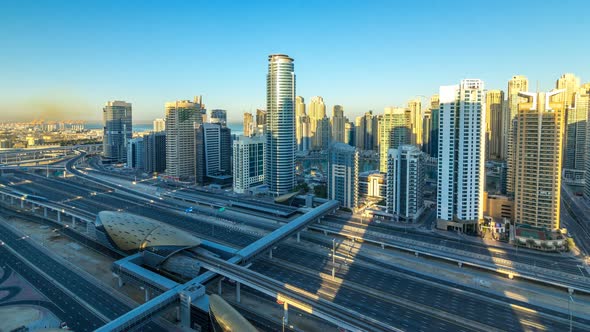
2, 1, 590, 122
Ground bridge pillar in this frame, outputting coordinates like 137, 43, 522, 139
218, 278, 223, 295
20, 199, 24, 208
57, 211, 61, 223
43, 207, 47, 217
296, 232, 300, 243
323, 230, 327, 236
415, 252, 419, 257
458, 262, 462, 268
269, 249, 273, 259
179, 292, 192, 329
144, 288, 150, 302
236, 282, 241, 303
381, 243, 385, 249
10, 196, 14, 205
283, 302, 289, 325
72, 217, 76, 228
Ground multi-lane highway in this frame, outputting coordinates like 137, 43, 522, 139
3, 168, 589, 331
0, 246, 105, 331
0, 217, 160, 331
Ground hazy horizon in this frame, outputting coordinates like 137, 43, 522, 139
2, 0, 589, 123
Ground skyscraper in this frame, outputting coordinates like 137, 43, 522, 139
265, 54, 296, 196
126, 137, 144, 170
165, 98, 202, 180
308, 96, 326, 134
429, 94, 440, 158
315, 117, 332, 151
256, 109, 267, 135
300, 115, 311, 151
513, 90, 564, 230
344, 121, 355, 146
153, 118, 165, 132
486, 90, 504, 160
557, 74, 584, 179
422, 110, 431, 155
386, 145, 424, 223
308, 96, 326, 150
143, 131, 166, 174
506, 75, 529, 195
579, 84, 590, 198
210, 109, 227, 126
233, 135, 265, 194
243, 112, 254, 137
556, 73, 581, 109
355, 111, 374, 151
331, 105, 346, 143
379, 107, 411, 172
436, 79, 485, 233
327, 143, 359, 209
103, 100, 132, 163
195, 123, 232, 185
373, 114, 381, 152
296, 96, 306, 150
407, 99, 422, 147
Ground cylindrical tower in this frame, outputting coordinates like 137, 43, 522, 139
265, 54, 296, 196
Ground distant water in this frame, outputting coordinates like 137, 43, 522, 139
86, 122, 243, 135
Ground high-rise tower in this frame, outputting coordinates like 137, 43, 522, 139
243, 112, 254, 137
408, 99, 422, 147
506, 75, 529, 195
486, 90, 504, 160
165, 98, 202, 180
331, 105, 346, 143
429, 94, 440, 158
296, 96, 306, 150
379, 107, 411, 172
513, 90, 564, 230
309, 96, 327, 150
103, 100, 132, 163
265, 54, 296, 196
436, 79, 486, 233
557, 74, 584, 179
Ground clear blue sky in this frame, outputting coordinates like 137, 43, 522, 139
1, 0, 589, 123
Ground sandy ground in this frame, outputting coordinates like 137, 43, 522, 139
0, 306, 61, 331
7, 216, 146, 304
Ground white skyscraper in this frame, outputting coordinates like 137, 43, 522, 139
233, 135, 265, 194
436, 79, 486, 233
265, 54, 296, 196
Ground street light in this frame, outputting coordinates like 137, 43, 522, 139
568, 291, 575, 332
332, 238, 336, 280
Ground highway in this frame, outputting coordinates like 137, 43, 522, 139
3, 170, 589, 331
561, 186, 590, 255
322, 214, 586, 277
0, 246, 105, 331
0, 218, 160, 331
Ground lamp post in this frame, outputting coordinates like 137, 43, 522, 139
568, 290, 575, 332
332, 238, 336, 280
